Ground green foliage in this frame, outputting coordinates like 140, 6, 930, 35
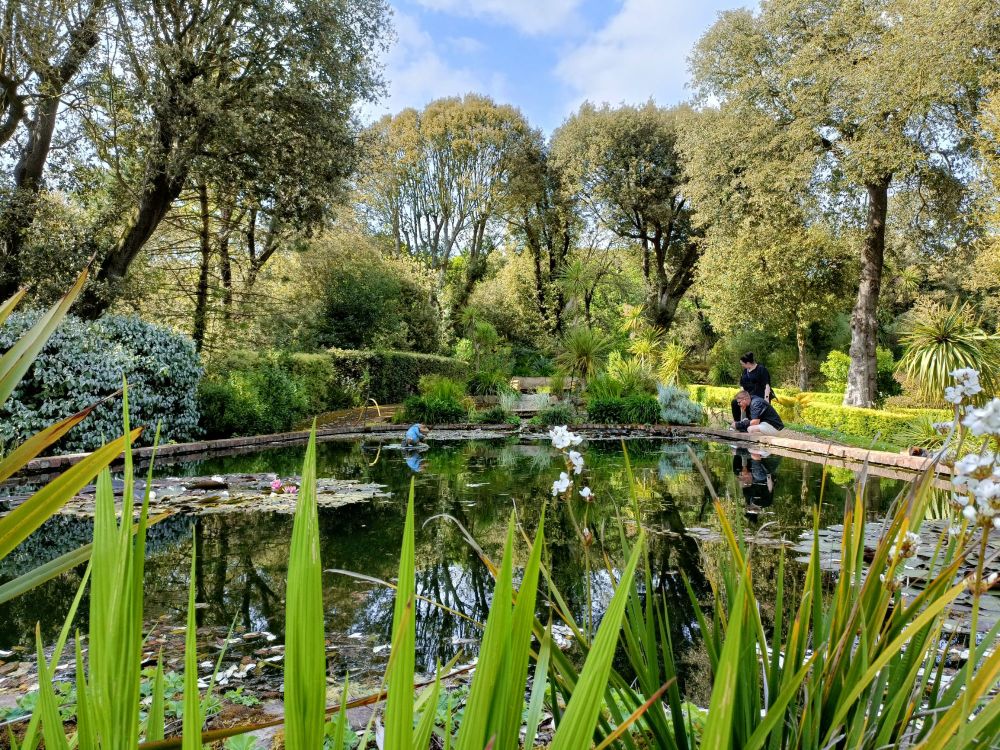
401, 396, 469, 424
313, 242, 444, 354
198, 355, 310, 439
821, 348, 901, 402
198, 349, 471, 438
530, 403, 579, 427
418, 375, 468, 402
606, 352, 657, 396
556, 326, 612, 386
586, 395, 661, 424
657, 385, 704, 425
586, 373, 625, 401
897, 301, 1000, 402
327, 349, 469, 405
0, 312, 201, 453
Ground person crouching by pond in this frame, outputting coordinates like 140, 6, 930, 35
731, 352, 772, 422
403, 423, 430, 447
732, 390, 784, 435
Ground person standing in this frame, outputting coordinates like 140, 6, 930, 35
731, 352, 772, 422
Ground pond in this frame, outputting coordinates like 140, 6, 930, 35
0, 437, 906, 699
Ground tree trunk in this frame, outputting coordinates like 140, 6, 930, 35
0, 0, 104, 298
651, 241, 700, 330
844, 177, 890, 407
796, 322, 809, 390
192, 182, 211, 351
218, 204, 233, 321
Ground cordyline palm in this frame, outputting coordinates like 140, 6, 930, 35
557, 326, 612, 389
897, 301, 1000, 403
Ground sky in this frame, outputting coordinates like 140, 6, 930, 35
364, 0, 755, 134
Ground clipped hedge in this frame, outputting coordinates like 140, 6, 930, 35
587, 396, 661, 424
0, 312, 201, 454
327, 348, 469, 405
687, 383, 952, 443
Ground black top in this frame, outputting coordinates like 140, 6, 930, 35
748, 396, 783, 430
740, 364, 771, 401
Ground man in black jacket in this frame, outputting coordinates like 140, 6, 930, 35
732, 390, 784, 435
731, 352, 772, 422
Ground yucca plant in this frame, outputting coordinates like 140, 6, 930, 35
557, 326, 612, 389
656, 342, 689, 387
897, 301, 1000, 403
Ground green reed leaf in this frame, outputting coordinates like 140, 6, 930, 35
385, 478, 417, 749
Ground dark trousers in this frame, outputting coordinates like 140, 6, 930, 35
731, 399, 743, 422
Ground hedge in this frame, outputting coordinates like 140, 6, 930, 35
326, 348, 469, 405
198, 349, 469, 438
687, 383, 952, 443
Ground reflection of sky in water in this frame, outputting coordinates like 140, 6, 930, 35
1, 437, 907, 688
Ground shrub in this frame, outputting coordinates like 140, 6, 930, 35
0, 312, 201, 453
897, 301, 999, 402
400, 396, 469, 424
820, 348, 901, 402
657, 385, 703, 425
471, 405, 520, 425
327, 349, 469, 404
468, 367, 512, 396
586, 373, 625, 401
587, 395, 660, 424
418, 375, 468, 402
531, 403, 579, 427
198, 357, 310, 439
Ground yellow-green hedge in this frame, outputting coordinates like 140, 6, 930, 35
688, 384, 951, 442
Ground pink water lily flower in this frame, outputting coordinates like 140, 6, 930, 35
271, 479, 283, 492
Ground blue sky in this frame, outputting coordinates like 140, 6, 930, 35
365, 0, 755, 134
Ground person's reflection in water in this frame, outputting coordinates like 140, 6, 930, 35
405, 451, 426, 473
733, 447, 782, 517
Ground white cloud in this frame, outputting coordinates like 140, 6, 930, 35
414, 0, 582, 35
554, 0, 741, 111
364, 11, 504, 120
449, 35, 486, 55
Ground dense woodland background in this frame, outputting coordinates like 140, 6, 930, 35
2, 0, 999, 425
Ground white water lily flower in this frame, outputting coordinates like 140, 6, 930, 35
963, 504, 978, 523
551, 471, 571, 496
568, 450, 585, 475
580, 486, 593, 500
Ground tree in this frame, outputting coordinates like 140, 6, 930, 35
696, 221, 857, 389
69, 0, 389, 316
551, 102, 700, 331
0, 0, 107, 297
690, 0, 998, 406
358, 94, 536, 306
503, 136, 577, 334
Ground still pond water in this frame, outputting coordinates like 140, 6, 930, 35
0, 437, 906, 694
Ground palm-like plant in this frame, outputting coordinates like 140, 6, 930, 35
897, 301, 1000, 402
656, 342, 689, 386
556, 326, 612, 388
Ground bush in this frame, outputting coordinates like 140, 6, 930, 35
419, 375, 468, 402
198, 356, 310, 438
0, 312, 201, 453
327, 349, 469, 404
401, 396, 469, 424
530, 403, 579, 427
657, 385, 704, 425
587, 396, 661, 424
820, 348, 901, 402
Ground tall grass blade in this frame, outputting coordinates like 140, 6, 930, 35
549, 532, 645, 750
33, 626, 69, 750
148, 655, 166, 742
455, 514, 516, 750
700, 571, 748, 749
523, 624, 552, 747
182, 531, 201, 750
0, 400, 105, 483
413, 667, 442, 750
0, 428, 141, 561
0, 267, 88, 405
385, 479, 417, 749
284, 426, 326, 750
0, 287, 27, 327
75, 637, 96, 750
